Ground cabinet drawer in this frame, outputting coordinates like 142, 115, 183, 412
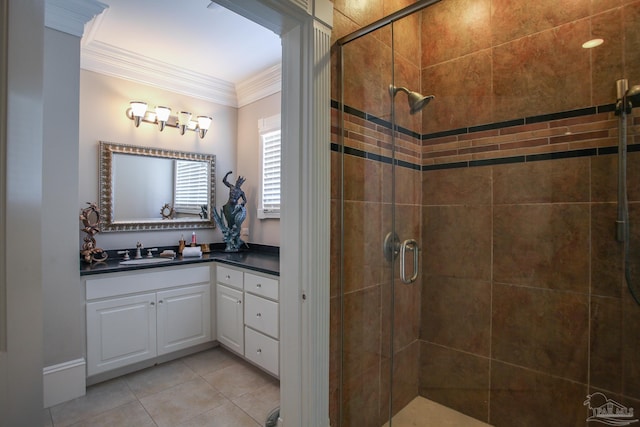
244, 293, 278, 339
244, 272, 278, 300
216, 265, 243, 290
245, 326, 279, 377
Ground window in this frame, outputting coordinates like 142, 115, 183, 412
258, 114, 281, 219
173, 159, 209, 216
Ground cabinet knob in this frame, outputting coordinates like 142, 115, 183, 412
256, 348, 262, 354
226, 275, 231, 280
237, 300, 242, 305
150, 301, 155, 306
256, 283, 262, 288
256, 312, 262, 317
158, 300, 163, 304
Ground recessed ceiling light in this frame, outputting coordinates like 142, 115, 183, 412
582, 38, 604, 49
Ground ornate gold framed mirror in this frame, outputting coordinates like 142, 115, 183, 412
99, 141, 216, 232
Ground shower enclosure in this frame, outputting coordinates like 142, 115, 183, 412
331, 0, 640, 426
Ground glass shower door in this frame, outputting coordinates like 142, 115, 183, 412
336, 22, 394, 427
337, 14, 424, 426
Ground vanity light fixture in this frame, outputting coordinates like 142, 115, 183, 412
155, 106, 171, 131
126, 102, 212, 139
178, 111, 192, 135
129, 101, 148, 127
197, 115, 213, 138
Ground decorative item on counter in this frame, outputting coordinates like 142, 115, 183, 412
200, 243, 210, 253
199, 204, 208, 219
182, 246, 202, 257
212, 171, 250, 252
159, 249, 176, 259
191, 231, 197, 247
178, 234, 186, 254
79, 202, 108, 264
160, 203, 175, 220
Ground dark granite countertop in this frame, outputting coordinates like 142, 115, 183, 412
80, 245, 279, 277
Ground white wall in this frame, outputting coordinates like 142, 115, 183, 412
2, 0, 45, 424
237, 92, 281, 246
79, 70, 281, 250
79, 70, 238, 250
43, 27, 84, 369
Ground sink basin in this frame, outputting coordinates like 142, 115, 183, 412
119, 257, 173, 265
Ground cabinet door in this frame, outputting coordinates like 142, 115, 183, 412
216, 284, 244, 355
157, 284, 211, 356
86, 293, 157, 376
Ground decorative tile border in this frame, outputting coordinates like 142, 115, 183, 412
331, 101, 639, 171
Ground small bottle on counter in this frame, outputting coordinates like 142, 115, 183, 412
191, 231, 197, 247
178, 234, 186, 254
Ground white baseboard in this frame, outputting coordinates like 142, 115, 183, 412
43, 358, 86, 408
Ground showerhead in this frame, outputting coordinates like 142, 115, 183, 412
627, 85, 640, 107
616, 80, 640, 114
389, 84, 435, 114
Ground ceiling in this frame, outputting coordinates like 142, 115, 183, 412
81, 0, 283, 107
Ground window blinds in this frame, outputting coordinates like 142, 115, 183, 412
174, 160, 209, 214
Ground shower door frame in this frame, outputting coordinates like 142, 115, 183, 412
337, 1, 441, 425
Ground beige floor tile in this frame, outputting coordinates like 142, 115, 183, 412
231, 380, 280, 423
384, 397, 493, 427
140, 377, 227, 427
203, 362, 273, 399
177, 400, 261, 427
48, 348, 280, 427
124, 359, 197, 398
181, 346, 238, 376
67, 401, 156, 427
49, 378, 136, 427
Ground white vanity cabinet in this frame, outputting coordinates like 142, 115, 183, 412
215, 264, 279, 377
86, 265, 211, 377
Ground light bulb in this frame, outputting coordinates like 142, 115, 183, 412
130, 101, 147, 127
155, 106, 171, 131
197, 116, 212, 139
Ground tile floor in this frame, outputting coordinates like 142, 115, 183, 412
384, 397, 492, 427
43, 346, 279, 427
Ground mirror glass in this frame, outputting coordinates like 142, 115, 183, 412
99, 141, 216, 232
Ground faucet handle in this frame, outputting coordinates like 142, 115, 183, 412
117, 250, 130, 261
146, 248, 158, 258
136, 241, 143, 249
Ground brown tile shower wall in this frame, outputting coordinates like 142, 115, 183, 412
420, 152, 640, 426
420, 0, 640, 135
330, 1, 640, 426
332, 105, 640, 427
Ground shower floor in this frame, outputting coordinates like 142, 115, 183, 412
383, 397, 493, 427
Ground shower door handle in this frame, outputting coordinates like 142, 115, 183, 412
399, 239, 419, 284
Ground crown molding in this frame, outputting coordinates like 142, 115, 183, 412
236, 63, 282, 107
81, 41, 238, 107
81, 41, 281, 108
45, 0, 108, 37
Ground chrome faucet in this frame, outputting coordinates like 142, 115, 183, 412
135, 242, 143, 259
